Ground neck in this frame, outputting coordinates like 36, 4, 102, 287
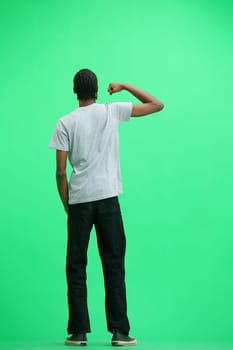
79, 99, 96, 107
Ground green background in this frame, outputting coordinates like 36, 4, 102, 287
1, 0, 233, 347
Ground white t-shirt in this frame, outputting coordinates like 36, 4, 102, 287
49, 102, 133, 204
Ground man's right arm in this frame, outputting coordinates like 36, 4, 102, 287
108, 82, 164, 117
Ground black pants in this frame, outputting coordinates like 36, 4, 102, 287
66, 196, 130, 335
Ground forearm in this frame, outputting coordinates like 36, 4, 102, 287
56, 172, 69, 212
122, 83, 161, 104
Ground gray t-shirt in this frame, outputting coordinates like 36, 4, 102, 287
49, 102, 133, 204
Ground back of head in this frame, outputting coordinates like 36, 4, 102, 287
73, 68, 98, 101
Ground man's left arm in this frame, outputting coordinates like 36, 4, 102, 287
56, 150, 69, 213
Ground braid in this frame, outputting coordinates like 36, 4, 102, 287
73, 69, 98, 101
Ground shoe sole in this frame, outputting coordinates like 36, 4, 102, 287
65, 339, 87, 346
112, 339, 137, 346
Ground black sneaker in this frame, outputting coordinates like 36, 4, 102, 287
112, 329, 137, 346
65, 333, 87, 346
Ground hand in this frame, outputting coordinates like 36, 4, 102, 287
108, 82, 124, 95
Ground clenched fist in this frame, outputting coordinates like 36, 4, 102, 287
108, 83, 124, 95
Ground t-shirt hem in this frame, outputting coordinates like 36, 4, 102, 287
49, 144, 69, 151
68, 191, 123, 205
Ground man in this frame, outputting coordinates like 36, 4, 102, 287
49, 69, 164, 346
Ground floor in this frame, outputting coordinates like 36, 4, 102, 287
0, 340, 233, 350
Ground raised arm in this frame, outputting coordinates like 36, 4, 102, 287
108, 82, 164, 117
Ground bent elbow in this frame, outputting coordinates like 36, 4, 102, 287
158, 103, 164, 111
152, 102, 164, 112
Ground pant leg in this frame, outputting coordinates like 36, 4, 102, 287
94, 197, 130, 335
66, 202, 94, 334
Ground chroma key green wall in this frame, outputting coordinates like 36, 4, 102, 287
0, 0, 233, 343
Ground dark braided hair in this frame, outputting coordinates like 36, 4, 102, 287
73, 68, 98, 101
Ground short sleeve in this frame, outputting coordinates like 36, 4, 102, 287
110, 102, 133, 123
49, 120, 69, 151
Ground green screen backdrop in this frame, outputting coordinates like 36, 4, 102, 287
1, 0, 233, 346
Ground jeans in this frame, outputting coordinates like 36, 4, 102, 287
66, 196, 130, 335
